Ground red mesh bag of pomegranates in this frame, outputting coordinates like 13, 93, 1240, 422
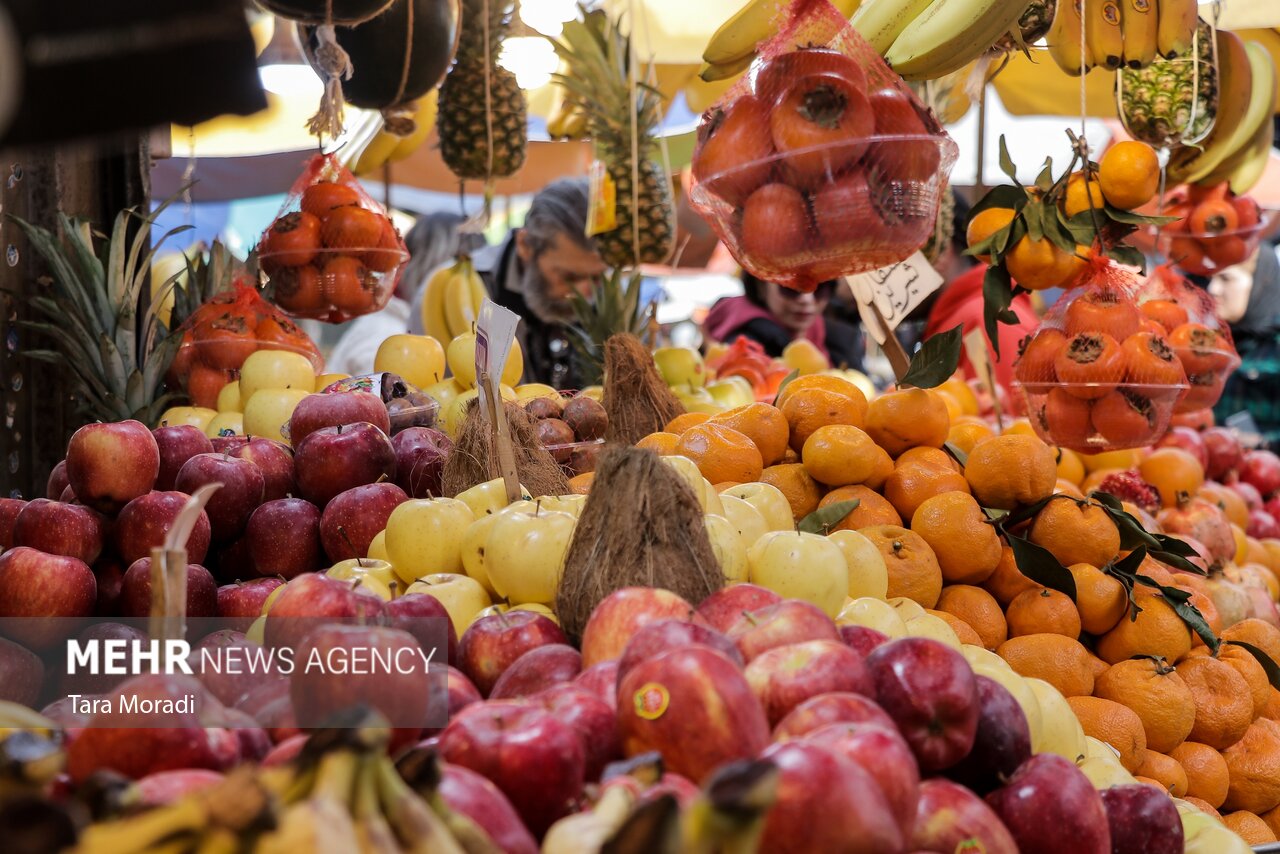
167, 281, 324, 409
687, 0, 958, 293
256, 153, 408, 322
1138, 263, 1239, 413
1013, 258, 1189, 453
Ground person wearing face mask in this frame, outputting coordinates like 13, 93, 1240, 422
410, 178, 608, 389
703, 272, 863, 369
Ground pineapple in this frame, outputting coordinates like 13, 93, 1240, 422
569, 268, 652, 385
1118, 20, 1217, 148
437, 0, 528, 181
552, 7, 675, 269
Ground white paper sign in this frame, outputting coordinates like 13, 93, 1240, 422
475, 299, 521, 411
847, 252, 945, 345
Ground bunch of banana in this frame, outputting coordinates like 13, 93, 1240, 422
0, 729, 65, 804
0, 700, 59, 741
546, 60, 589, 140
352, 93, 440, 177
874, 0, 1033, 80
1047, 0, 1197, 75
420, 256, 489, 344
700, 0, 862, 82
1182, 41, 1276, 192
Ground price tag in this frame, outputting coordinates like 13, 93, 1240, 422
586, 160, 617, 237
475, 300, 523, 503
847, 252, 944, 345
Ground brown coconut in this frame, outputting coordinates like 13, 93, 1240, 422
602, 333, 685, 446
441, 398, 571, 498
555, 446, 723, 642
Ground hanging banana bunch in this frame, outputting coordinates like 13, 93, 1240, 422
1047, 0, 1198, 75
351, 91, 440, 176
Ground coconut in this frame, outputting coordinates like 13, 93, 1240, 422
602, 334, 684, 446
441, 398, 570, 499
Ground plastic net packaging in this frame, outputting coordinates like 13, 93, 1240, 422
167, 282, 323, 410
1158, 186, 1276, 277
257, 153, 408, 322
1014, 259, 1189, 453
1139, 264, 1240, 413
688, 0, 958, 292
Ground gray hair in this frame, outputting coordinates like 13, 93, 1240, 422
522, 178, 594, 257
396, 211, 487, 300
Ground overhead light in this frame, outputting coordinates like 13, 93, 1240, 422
500, 37, 559, 89
519, 0, 579, 36
258, 63, 322, 98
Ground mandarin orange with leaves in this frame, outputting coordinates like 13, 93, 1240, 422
1169, 740, 1231, 808
996, 632, 1096, 697
964, 433, 1058, 510
864, 387, 950, 457
1177, 655, 1254, 750
758, 463, 822, 522
966, 206, 1016, 263
818, 485, 901, 531
1067, 562, 1127, 635
675, 423, 764, 486
935, 584, 1007, 650
984, 546, 1041, 606
708, 403, 790, 467
800, 424, 892, 488
1094, 657, 1196, 754
884, 448, 970, 520
1028, 497, 1121, 569
774, 373, 868, 411
780, 387, 866, 453
861, 525, 943, 609
1189, 643, 1273, 719
1068, 695, 1148, 772
1096, 589, 1193, 665
910, 492, 1003, 584
1221, 720, 1280, 813
1006, 587, 1082, 639
947, 417, 996, 457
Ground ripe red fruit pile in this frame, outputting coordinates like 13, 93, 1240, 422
1138, 265, 1240, 413
259, 154, 407, 322
1160, 183, 1267, 276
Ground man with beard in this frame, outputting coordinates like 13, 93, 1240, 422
413, 178, 606, 388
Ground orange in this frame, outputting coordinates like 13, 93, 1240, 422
1170, 741, 1231, 808
1098, 140, 1160, 210
1264, 688, 1280, 721
758, 464, 822, 522
1001, 418, 1037, 437
568, 472, 594, 494
1095, 657, 1196, 754
1028, 497, 1121, 569
1184, 798, 1223, 820
929, 610, 985, 646
963, 434, 1058, 510
774, 374, 868, 413
936, 392, 964, 422
910, 493, 1003, 585
818, 485, 902, 531
1178, 655, 1254, 750
1187, 644, 1272, 719
676, 423, 764, 485
1200, 481, 1250, 529
861, 525, 943, 609
800, 425, 893, 488
1138, 447, 1206, 508
1223, 811, 1277, 845
1005, 236, 1089, 291
1056, 448, 1085, 485
1221, 619, 1280, 667
1264, 803, 1280, 838
665, 412, 710, 434
935, 585, 1008, 650
780, 388, 866, 453
937, 377, 980, 416
708, 403, 790, 466
1135, 750, 1189, 797
947, 417, 996, 457
1061, 170, 1105, 217
1223, 721, 1280, 813
1081, 448, 1141, 472
997, 633, 1095, 697
1086, 652, 1110, 682
884, 450, 971, 521
1067, 696, 1148, 772
1095, 589, 1192, 665
864, 388, 950, 458
636, 431, 679, 455
966, 206, 1016, 263
1067, 563, 1127, 635
1006, 587, 1082, 639
1181, 586, 1223, 648
1055, 479, 1085, 499
984, 547, 1042, 607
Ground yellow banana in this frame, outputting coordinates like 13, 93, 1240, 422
1085, 0, 1124, 70
698, 52, 755, 83
443, 260, 486, 338
1119, 0, 1157, 68
353, 130, 401, 177
420, 264, 455, 343
1156, 0, 1197, 59
0, 701, 56, 737
884, 0, 1032, 80
1046, 0, 1093, 75
703, 0, 862, 69
851, 0, 937, 54
1168, 30, 1254, 184
389, 91, 439, 162
1185, 42, 1276, 185
1227, 110, 1276, 195
542, 785, 637, 852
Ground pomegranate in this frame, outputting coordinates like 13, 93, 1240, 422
1156, 427, 1208, 469
1202, 427, 1243, 481
1240, 450, 1280, 498
1266, 494, 1280, 523
1248, 509, 1280, 540
1158, 497, 1235, 568
1098, 470, 1161, 514
1245, 586, 1280, 627
1171, 535, 1212, 574
1204, 574, 1251, 627
1230, 480, 1264, 512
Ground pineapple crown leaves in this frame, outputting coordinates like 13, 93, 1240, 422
567, 268, 653, 384
165, 239, 241, 332
5, 193, 192, 424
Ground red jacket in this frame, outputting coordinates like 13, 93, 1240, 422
924, 264, 1040, 392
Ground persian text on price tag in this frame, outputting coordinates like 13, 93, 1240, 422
847, 252, 944, 345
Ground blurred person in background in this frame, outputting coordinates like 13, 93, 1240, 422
1212, 241, 1280, 446
328, 211, 483, 376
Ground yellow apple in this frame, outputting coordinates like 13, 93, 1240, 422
405, 573, 492, 637
510, 602, 559, 624
203, 411, 244, 438
313, 372, 349, 392
327, 558, 398, 600
706, 378, 754, 409
239, 349, 316, 402
1077, 755, 1136, 790
444, 386, 516, 437
660, 456, 724, 515
242, 389, 309, 443
366, 530, 389, 562
782, 339, 829, 375
470, 603, 510, 628
245, 615, 267, 644
1024, 677, 1087, 760
723, 483, 794, 532
673, 386, 723, 414
888, 596, 927, 622
460, 513, 502, 596
537, 494, 586, 518
971, 662, 1044, 745
826, 530, 888, 600
422, 378, 463, 412
705, 514, 749, 584
375, 334, 447, 389
747, 531, 848, 618
717, 494, 769, 552
653, 346, 706, 388
484, 509, 576, 605
821, 369, 876, 402
446, 332, 479, 388
836, 596, 907, 638
960, 645, 1007, 672
158, 406, 218, 430
515, 383, 559, 403
385, 498, 475, 584
215, 381, 242, 413
456, 477, 530, 518
903, 613, 961, 650
1083, 735, 1123, 765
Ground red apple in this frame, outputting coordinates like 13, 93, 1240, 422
217, 578, 284, 632
12, 499, 105, 564
1248, 508, 1280, 539
93, 558, 126, 617
119, 557, 218, 619
175, 453, 266, 542
244, 498, 322, 579
616, 646, 770, 783
0, 498, 24, 550
59, 621, 146, 696
911, 778, 1019, 854
262, 734, 308, 767
695, 583, 781, 632
210, 436, 249, 454
581, 587, 700, 668
152, 425, 214, 491
392, 427, 452, 498
1241, 450, 1280, 498
865, 637, 979, 772
745, 640, 872, 726
439, 763, 538, 854
0, 635, 43, 705
639, 773, 699, 809
1100, 783, 1184, 854
136, 769, 225, 806
985, 753, 1111, 854
385, 592, 459, 667
533, 683, 620, 782
1156, 427, 1208, 469
438, 700, 585, 838
458, 610, 568, 696
1203, 427, 1243, 481
46, 461, 69, 499
840, 624, 890, 656
319, 482, 407, 562
234, 677, 299, 743
229, 438, 296, 503
294, 423, 396, 508
725, 600, 840, 662
758, 741, 903, 854
262, 572, 385, 651
425, 665, 482, 734
194, 630, 280, 707
65, 420, 160, 513
772, 691, 895, 740
490, 644, 582, 699
0, 547, 96, 647
114, 491, 212, 566
288, 390, 390, 448
573, 661, 619, 709
616, 619, 743, 686
804, 721, 920, 839
944, 674, 1032, 795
